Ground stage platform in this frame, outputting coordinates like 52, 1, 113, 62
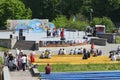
0, 30, 86, 42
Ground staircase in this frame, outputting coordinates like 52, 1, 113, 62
13, 40, 36, 50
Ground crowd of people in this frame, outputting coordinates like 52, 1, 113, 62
109, 46, 120, 61
40, 49, 51, 59
47, 28, 60, 38
3, 48, 35, 71
47, 28, 65, 40
57, 46, 102, 59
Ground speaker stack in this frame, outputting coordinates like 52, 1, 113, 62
19, 29, 25, 40
19, 29, 23, 36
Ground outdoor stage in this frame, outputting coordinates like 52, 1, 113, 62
0, 30, 88, 47
0, 30, 86, 41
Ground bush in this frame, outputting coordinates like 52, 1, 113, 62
52, 14, 89, 31
66, 20, 88, 31
91, 17, 115, 33
52, 15, 68, 28
116, 36, 120, 44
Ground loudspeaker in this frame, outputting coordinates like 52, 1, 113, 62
10, 34, 12, 38
19, 29, 23, 36
19, 36, 25, 40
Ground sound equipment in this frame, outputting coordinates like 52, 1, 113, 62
10, 34, 12, 38
19, 36, 25, 40
19, 29, 23, 36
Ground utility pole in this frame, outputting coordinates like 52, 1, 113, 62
90, 9, 93, 23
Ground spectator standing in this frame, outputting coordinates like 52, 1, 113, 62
3, 51, 8, 66
60, 28, 65, 40
15, 48, 20, 57
30, 53, 35, 63
91, 43, 94, 50
21, 54, 27, 71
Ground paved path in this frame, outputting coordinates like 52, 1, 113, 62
10, 70, 39, 80
8, 43, 120, 56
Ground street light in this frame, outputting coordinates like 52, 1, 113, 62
90, 8, 93, 22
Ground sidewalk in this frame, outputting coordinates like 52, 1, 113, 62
9, 43, 120, 56
10, 70, 39, 80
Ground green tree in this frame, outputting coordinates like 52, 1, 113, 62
0, 0, 32, 29
52, 15, 68, 28
91, 17, 115, 33
91, 0, 120, 21
66, 20, 88, 31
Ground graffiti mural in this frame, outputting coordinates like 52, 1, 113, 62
7, 19, 55, 33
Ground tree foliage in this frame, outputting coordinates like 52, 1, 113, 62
52, 15, 68, 28
0, 0, 120, 31
0, 0, 32, 29
52, 14, 88, 31
91, 17, 115, 33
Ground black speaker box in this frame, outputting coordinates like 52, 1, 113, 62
19, 29, 23, 36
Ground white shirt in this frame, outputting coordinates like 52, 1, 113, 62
15, 49, 20, 56
22, 56, 27, 63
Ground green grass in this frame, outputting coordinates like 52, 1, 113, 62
0, 46, 8, 51
38, 63, 120, 72
116, 36, 120, 44
0, 57, 3, 64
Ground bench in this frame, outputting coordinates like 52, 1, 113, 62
30, 68, 40, 76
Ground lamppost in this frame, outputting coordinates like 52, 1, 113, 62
90, 8, 93, 23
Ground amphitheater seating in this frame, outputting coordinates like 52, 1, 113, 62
30, 54, 116, 65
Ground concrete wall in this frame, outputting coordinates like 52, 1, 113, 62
97, 33, 114, 43
0, 39, 11, 48
13, 40, 37, 50
91, 38, 107, 46
0, 37, 17, 49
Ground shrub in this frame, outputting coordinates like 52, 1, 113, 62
116, 36, 120, 44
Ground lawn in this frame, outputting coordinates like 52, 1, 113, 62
0, 46, 8, 52
32, 54, 120, 72
38, 63, 120, 72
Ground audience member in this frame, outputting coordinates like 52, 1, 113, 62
40, 52, 45, 59
74, 48, 78, 55
87, 50, 90, 58
98, 50, 102, 56
30, 53, 35, 63
21, 54, 27, 71
69, 49, 74, 55
3, 51, 8, 66
111, 53, 116, 61
58, 48, 63, 55
78, 48, 83, 54
117, 46, 120, 51
62, 48, 66, 55
45, 63, 51, 74
15, 48, 20, 57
